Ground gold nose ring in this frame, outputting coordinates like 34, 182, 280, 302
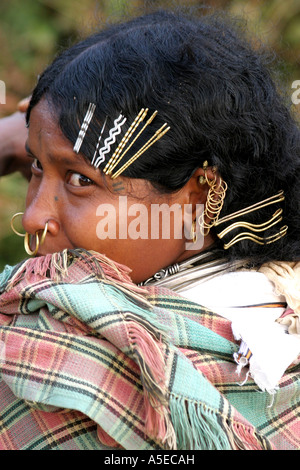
11, 212, 49, 257
24, 232, 40, 257
10, 212, 26, 237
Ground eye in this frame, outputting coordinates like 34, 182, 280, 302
66, 172, 94, 187
32, 158, 43, 171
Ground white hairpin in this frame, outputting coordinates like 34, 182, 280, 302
93, 113, 127, 168
91, 117, 108, 166
104, 108, 148, 175
73, 103, 96, 154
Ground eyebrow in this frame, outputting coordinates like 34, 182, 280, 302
25, 141, 89, 167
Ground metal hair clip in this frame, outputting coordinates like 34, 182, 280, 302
92, 113, 127, 169
73, 103, 96, 154
93, 107, 170, 178
215, 190, 288, 249
103, 108, 147, 175
111, 120, 170, 179
91, 117, 108, 166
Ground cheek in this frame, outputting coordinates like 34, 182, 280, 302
94, 200, 186, 243
64, 205, 99, 246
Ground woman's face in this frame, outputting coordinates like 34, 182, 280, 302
23, 99, 212, 283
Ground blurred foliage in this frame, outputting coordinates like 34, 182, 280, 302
0, 0, 300, 269
0, 173, 28, 270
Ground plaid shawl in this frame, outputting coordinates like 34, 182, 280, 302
0, 249, 299, 450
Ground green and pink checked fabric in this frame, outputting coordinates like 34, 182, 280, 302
0, 249, 299, 450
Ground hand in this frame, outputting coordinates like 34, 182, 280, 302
0, 98, 31, 179
17, 96, 31, 113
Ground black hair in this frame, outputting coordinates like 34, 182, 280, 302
27, 9, 300, 265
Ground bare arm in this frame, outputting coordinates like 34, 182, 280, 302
0, 99, 31, 180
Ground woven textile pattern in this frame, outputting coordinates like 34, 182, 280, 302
0, 250, 299, 450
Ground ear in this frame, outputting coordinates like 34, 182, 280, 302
173, 167, 219, 253
179, 166, 218, 220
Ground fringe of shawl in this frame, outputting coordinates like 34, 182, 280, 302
169, 395, 274, 450
5, 249, 150, 308
122, 310, 271, 451
124, 313, 177, 449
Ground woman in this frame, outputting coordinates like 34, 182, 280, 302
0, 9, 300, 450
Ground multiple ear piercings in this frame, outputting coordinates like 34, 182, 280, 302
191, 160, 287, 249
198, 161, 228, 237
11, 212, 48, 257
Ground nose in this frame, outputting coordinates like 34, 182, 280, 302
22, 212, 60, 240
22, 183, 61, 244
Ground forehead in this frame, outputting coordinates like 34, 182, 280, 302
27, 99, 89, 167
28, 99, 68, 146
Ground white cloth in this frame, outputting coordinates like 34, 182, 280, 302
183, 271, 300, 394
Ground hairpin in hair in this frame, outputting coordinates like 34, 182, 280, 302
215, 190, 285, 227
217, 208, 283, 239
103, 108, 148, 175
111, 120, 170, 179
73, 103, 96, 154
91, 117, 108, 166
95, 107, 170, 179
93, 113, 127, 169
214, 190, 288, 249
222, 225, 288, 250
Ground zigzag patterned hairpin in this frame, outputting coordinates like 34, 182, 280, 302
93, 113, 127, 169
103, 108, 147, 175
101, 108, 170, 179
73, 103, 170, 178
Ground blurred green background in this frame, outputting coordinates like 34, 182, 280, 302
0, 0, 300, 270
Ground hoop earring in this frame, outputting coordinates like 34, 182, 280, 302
198, 161, 228, 236
11, 212, 49, 257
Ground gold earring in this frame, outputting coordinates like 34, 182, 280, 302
198, 162, 228, 236
190, 220, 197, 243
11, 213, 49, 257
198, 161, 209, 186
198, 175, 206, 185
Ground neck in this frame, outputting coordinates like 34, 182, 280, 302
174, 233, 217, 265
